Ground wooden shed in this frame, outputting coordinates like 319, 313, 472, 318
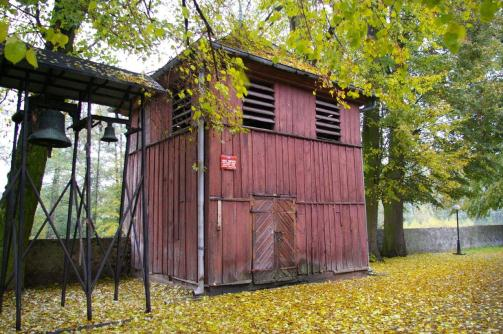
127, 43, 369, 293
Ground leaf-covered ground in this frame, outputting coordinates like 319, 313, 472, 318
0, 247, 502, 333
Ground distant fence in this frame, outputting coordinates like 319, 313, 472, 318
377, 225, 503, 254
25, 238, 130, 287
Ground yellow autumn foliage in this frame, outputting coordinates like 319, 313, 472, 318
0, 247, 502, 333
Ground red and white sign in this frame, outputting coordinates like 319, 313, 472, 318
220, 154, 237, 170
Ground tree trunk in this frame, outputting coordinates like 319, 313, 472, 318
382, 198, 407, 257
381, 127, 407, 257
0, 140, 49, 285
362, 101, 382, 261
47, 165, 62, 239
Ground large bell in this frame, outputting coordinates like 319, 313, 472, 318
28, 108, 72, 148
101, 122, 118, 143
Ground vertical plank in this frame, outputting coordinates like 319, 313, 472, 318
252, 132, 266, 194
179, 136, 187, 278
148, 147, 155, 272
347, 147, 357, 201
359, 205, 369, 268
222, 130, 234, 198
162, 141, 168, 274
312, 204, 319, 273
186, 136, 197, 281
341, 205, 350, 270
222, 201, 236, 283
239, 132, 251, 197
173, 136, 180, 278
287, 137, 296, 197
236, 201, 252, 281
209, 200, 223, 285
296, 204, 307, 275
208, 130, 222, 198
167, 139, 174, 276
295, 138, 305, 201
232, 133, 242, 198
306, 204, 312, 274
154, 145, 161, 273
340, 147, 348, 202
275, 135, 284, 195
265, 133, 277, 194
304, 141, 313, 202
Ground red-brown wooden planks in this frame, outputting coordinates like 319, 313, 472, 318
128, 74, 369, 287
222, 130, 234, 199
222, 201, 236, 283
178, 136, 186, 278
236, 201, 252, 282
167, 137, 174, 276
265, 133, 277, 194
252, 132, 266, 194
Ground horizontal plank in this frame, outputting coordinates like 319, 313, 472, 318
316, 114, 340, 122
316, 128, 341, 136
246, 90, 274, 101
173, 109, 192, 121
316, 99, 339, 109
316, 121, 341, 130
316, 106, 340, 116
249, 82, 274, 92
243, 114, 275, 124
243, 98, 275, 109
243, 105, 275, 117
173, 97, 191, 108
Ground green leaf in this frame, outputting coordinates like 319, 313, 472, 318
88, 0, 97, 11
443, 23, 466, 53
4, 37, 26, 64
422, 0, 440, 8
480, 0, 499, 23
181, 7, 190, 19
154, 27, 165, 38
0, 20, 8, 42
26, 48, 38, 68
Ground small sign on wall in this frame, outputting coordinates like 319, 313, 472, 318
220, 154, 237, 170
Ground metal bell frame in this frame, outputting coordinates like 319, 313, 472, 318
0, 79, 152, 330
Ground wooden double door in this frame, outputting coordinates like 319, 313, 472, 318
251, 197, 296, 284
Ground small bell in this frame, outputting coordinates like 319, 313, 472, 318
28, 108, 72, 148
101, 122, 118, 143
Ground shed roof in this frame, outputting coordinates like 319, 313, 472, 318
152, 38, 367, 102
0, 44, 165, 110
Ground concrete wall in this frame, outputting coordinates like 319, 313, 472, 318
25, 238, 130, 287
377, 225, 503, 254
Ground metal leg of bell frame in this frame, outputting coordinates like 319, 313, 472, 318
61, 101, 81, 307
140, 93, 151, 313
14, 78, 30, 330
85, 93, 93, 321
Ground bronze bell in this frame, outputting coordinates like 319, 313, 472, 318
101, 122, 118, 143
28, 108, 72, 148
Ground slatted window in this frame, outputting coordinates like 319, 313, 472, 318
316, 96, 341, 141
243, 80, 275, 129
171, 89, 191, 133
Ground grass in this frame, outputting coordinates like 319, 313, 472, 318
0, 247, 502, 333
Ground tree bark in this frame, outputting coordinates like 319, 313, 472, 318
382, 198, 407, 257
381, 127, 407, 257
362, 101, 382, 261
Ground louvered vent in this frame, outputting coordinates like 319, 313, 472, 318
243, 80, 275, 129
171, 89, 192, 133
316, 97, 341, 141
